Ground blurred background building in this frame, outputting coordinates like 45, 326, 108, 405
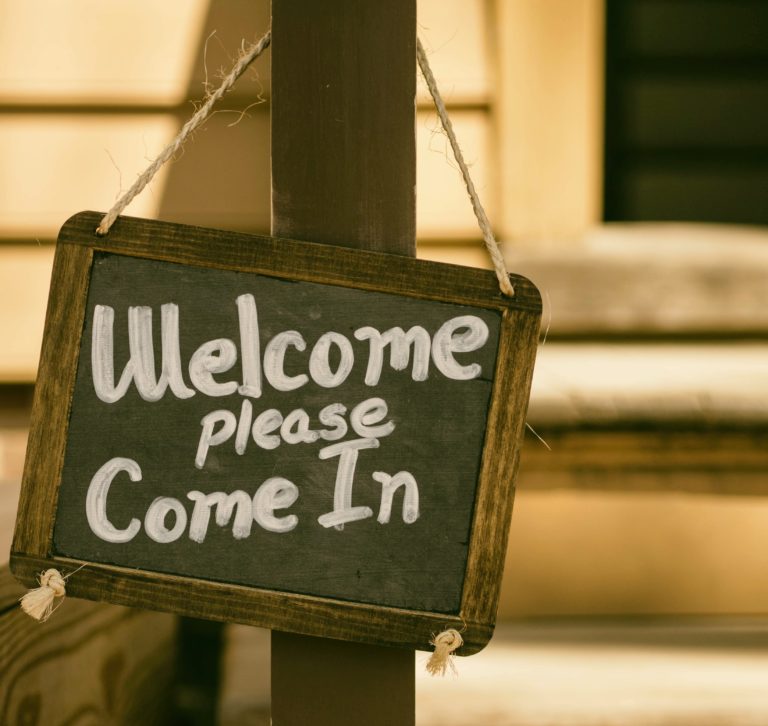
1, 1, 767, 724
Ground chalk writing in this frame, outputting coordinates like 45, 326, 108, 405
85, 296, 490, 543
91, 297, 490, 402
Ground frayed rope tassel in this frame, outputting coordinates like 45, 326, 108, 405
426, 628, 463, 676
20, 569, 67, 622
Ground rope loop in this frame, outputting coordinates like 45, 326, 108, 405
416, 39, 514, 297
94, 30, 512, 297
96, 30, 272, 236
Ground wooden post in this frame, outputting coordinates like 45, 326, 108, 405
270, 1, 416, 723
270, 1, 416, 256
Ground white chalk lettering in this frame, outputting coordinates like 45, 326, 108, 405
86, 456, 142, 543
236, 293, 262, 398
188, 338, 238, 397
309, 331, 354, 388
431, 315, 489, 380
195, 409, 237, 469
187, 489, 253, 542
252, 477, 299, 533
317, 438, 378, 530
85, 297, 495, 545
92, 305, 133, 403
263, 331, 309, 391
159, 304, 197, 399
318, 402, 348, 441
92, 304, 195, 403
195, 398, 393, 461
373, 471, 420, 524
350, 397, 395, 438
252, 408, 283, 450
281, 408, 320, 445
92, 299, 492, 402
87, 458, 301, 543
235, 399, 253, 455
354, 325, 431, 385
144, 496, 187, 543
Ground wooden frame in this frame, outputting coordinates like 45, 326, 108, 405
11, 211, 541, 654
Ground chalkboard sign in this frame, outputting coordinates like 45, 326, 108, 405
11, 211, 541, 653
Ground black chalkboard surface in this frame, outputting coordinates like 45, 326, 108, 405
12, 212, 541, 653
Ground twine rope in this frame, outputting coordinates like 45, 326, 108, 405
96, 30, 272, 236
416, 39, 514, 297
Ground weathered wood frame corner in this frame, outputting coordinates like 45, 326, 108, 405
10, 211, 541, 655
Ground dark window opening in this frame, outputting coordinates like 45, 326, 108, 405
604, 0, 768, 225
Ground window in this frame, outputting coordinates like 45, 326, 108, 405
604, 0, 768, 224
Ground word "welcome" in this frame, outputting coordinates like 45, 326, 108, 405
91, 294, 490, 403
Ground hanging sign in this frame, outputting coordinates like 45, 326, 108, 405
11, 211, 541, 653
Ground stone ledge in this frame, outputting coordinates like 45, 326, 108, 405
506, 223, 768, 336
529, 342, 768, 426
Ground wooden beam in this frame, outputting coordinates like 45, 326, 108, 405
270, 0, 416, 255
270, 1, 416, 723
272, 632, 415, 724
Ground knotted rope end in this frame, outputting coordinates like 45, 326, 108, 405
426, 628, 463, 677
95, 218, 111, 237
20, 569, 67, 622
